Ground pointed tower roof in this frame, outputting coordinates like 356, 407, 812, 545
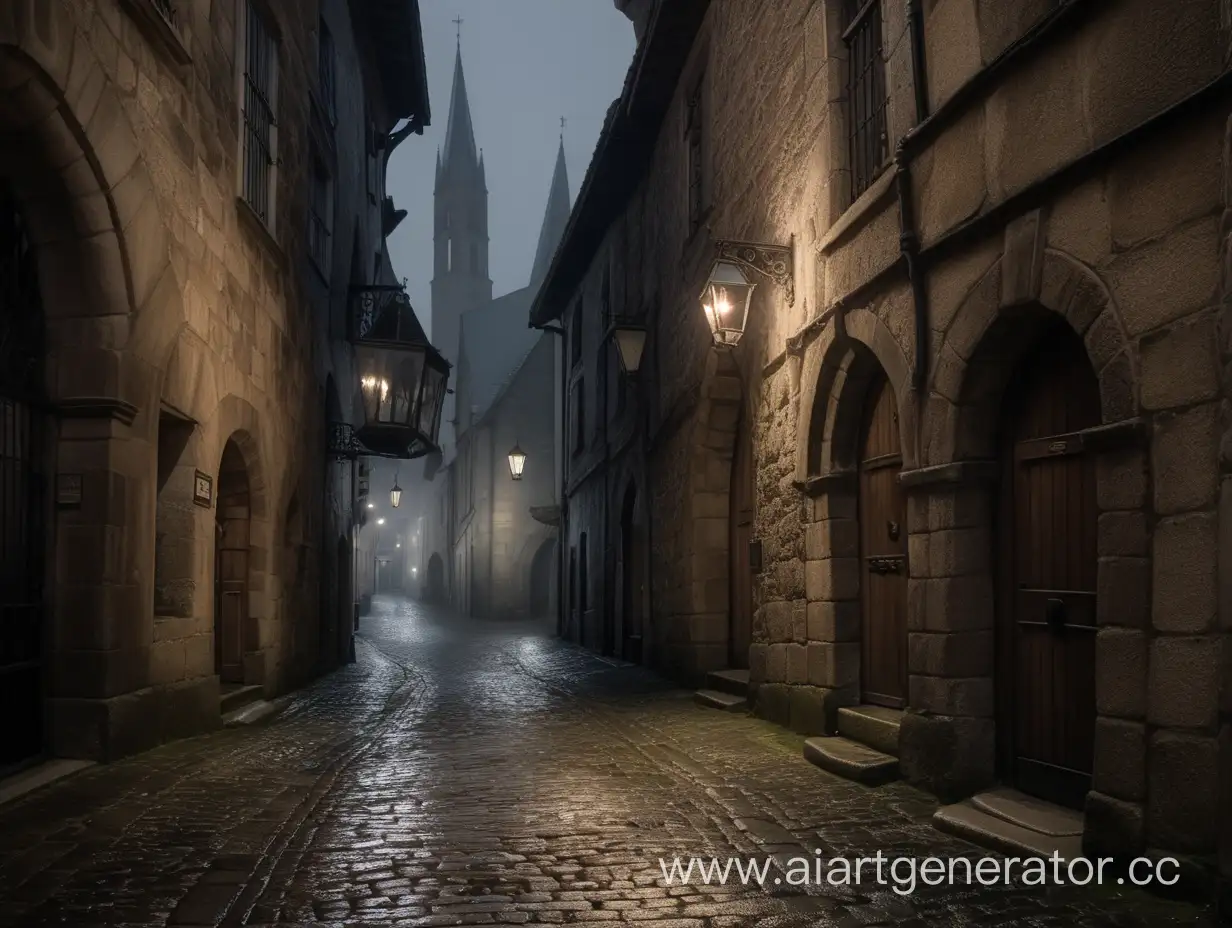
441, 42, 479, 173
530, 137, 571, 287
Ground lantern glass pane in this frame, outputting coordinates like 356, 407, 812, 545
614, 327, 647, 373
358, 344, 425, 427
418, 364, 446, 441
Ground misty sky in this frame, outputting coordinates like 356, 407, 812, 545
386, 1, 637, 338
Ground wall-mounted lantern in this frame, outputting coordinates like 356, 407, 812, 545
350, 283, 451, 459
700, 240, 794, 348
508, 443, 527, 481
611, 320, 647, 374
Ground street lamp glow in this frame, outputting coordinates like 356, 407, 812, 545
700, 260, 755, 348
396, 542, 401, 548
507, 443, 526, 481
390, 480, 402, 508
377, 517, 386, 525
412, 566, 418, 575
367, 502, 374, 509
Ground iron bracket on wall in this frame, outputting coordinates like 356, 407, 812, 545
715, 239, 795, 306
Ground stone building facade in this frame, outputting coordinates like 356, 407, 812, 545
0, 0, 430, 769
534, 0, 1232, 888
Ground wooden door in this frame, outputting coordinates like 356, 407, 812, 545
729, 414, 754, 669
999, 330, 1099, 809
215, 507, 248, 684
858, 375, 907, 707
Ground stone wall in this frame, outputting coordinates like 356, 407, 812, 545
0, 0, 398, 760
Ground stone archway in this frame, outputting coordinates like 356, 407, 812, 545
899, 246, 1146, 820
427, 553, 446, 603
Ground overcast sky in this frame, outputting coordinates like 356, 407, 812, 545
386, 1, 637, 338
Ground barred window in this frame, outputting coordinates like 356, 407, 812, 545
317, 18, 336, 123
307, 155, 332, 275
241, 0, 278, 226
844, 0, 887, 203
685, 73, 705, 233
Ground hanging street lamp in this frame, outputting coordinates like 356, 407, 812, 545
390, 467, 402, 508
507, 442, 527, 481
699, 240, 794, 349
350, 282, 450, 459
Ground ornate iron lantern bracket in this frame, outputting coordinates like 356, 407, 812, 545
714, 239, 795, 306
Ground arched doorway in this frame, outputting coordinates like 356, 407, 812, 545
426, 552, 445, 603
214, 440, 250, 684
997, 322, 1099, 809
0, 181, 47, 770
529, 538, 556, 621
620, 486, 647, 663
857, 374, 907, 707
729, 414, 754, 669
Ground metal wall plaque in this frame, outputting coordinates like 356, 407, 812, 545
193, 470, 213, 508
56, 473, 82, 509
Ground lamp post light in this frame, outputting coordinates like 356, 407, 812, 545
700, 241, 794, 349
390, 477, 402, 509
507, 443, 527, 481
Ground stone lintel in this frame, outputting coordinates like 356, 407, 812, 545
898, 460, 998, 490
794, 469, 857, 498
1079, 417, 1146, 453
59, 397, 139, 426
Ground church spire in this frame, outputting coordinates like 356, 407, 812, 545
441, 40, 479, 176
530, 135, 571, 287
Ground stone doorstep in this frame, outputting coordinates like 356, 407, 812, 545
219, 683, 264, 715
0, 759, 96, 809
693, 689, 749, 712
970, 787, 1084, 838
934, 796, 1085, 862
706, 668, 750, 697
222, 694, 292, 728
803, 736, 899, 786
835, 705, 904, 757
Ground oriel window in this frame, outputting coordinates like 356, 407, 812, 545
844, 0, 887, 203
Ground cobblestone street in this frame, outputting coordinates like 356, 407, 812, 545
0, 598, 1214, 927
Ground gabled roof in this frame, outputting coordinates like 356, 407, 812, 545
529, 0, 712, 326
530, 138, 572, 287
457, 287, 542, 426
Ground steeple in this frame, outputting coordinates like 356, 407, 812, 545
530, 136, 571, 287
440, 41, 480, 181
432, 33, 492, 453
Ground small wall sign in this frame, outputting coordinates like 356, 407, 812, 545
56, 473, 82, 509
749, 539, 763, 574
193, 470, 214, 508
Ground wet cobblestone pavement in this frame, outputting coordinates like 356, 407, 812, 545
0, 597, 1216, 927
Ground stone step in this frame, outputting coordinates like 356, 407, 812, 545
970, 787, 1083, 838
219, 684, 263, 716
934, 798, 1084, 860
705, 668, 750, 697
803, 736, 899, 786
694, 689, 748, 712
836, 705, 904, 757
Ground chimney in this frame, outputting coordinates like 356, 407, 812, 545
613, 0, 653, 42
